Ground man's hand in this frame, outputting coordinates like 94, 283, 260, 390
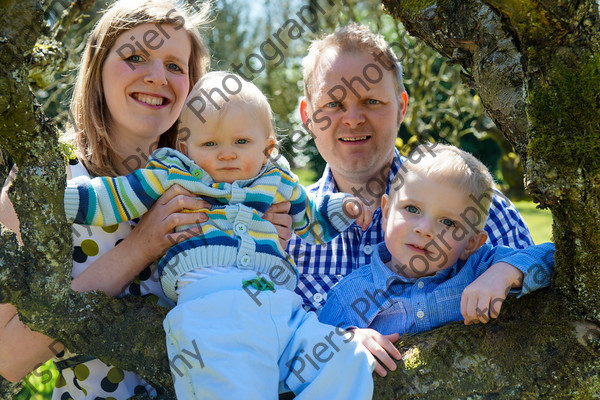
349, 328, 401, 377
460, 262, 524, 324
343, 197, 372, 230
263, 201, 292, 249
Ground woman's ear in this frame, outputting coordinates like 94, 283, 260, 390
460, 230, 488, 260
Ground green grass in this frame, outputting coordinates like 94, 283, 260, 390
513, 200, 553, 244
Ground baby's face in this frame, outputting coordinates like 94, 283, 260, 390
381, 172, 484, 278
180, 106, 274, 183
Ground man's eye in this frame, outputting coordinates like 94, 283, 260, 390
325, 101, 339, 108
236, 139, 248, 144
441, 218, 455, 227
366, 99, 380, 105
406, 205, 419, 214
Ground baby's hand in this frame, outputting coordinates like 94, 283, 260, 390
343, 197, 372, 230
460, 262, 524, 325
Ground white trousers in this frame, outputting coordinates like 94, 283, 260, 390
163, 271, 374, 400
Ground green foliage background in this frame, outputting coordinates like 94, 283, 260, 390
15, 0, 551, 398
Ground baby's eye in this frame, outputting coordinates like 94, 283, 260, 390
125, 55, 143, 63
167, 63, 183, 73
441, 218, 455, 227
405, 205, 419, 214
203, 141, 217, 147
236, 139, 248, 144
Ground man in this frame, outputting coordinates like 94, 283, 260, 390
287, 23, 533, 376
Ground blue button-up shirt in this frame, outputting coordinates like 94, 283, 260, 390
287, 149, 535, 311
318, 242, 554, 335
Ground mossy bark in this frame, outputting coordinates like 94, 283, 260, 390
0, 1, 175, 397
376, 0, 600, 397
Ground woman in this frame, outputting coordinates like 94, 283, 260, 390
0, 1, 291, 398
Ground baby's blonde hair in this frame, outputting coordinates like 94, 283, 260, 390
179, 71, 277, 144
391, 143, 495, 229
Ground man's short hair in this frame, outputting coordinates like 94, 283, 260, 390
302, 22, 404, 101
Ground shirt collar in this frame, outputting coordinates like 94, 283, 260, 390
370, 242, 459, 288
314, 148, 404, 197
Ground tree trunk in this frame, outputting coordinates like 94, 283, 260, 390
0, 1, 175, 396
2, 0, 600, 399
373, 0, 600, 397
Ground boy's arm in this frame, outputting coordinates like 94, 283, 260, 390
64, 168, 168, 226
461, 242, 555, 324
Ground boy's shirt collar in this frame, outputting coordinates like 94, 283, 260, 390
371, 242, 459, 288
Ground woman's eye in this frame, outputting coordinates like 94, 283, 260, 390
125, 55, 143, 63
406, 205, 419, 214
441, 218, 455, 227
236, 139, 248, 144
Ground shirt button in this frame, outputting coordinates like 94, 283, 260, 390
417, 281, 425, 289
240, 254, 251, 266
235, 223, 247, 234
363, 245, 373, 255
192, 168, 203, 178
313, 293, 324, 302
416, 310, 425, 319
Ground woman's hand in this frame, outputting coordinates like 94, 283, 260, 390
263, 201, 292, 249
71, 184, 210, 295
125, 184, 211, 266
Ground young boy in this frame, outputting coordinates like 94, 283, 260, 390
64, 72, 374, 399
318, 143, 554, 336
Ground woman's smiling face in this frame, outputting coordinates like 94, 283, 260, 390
101, 23, 191, 148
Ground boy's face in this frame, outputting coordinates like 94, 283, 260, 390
180, 105, 275, 183
381, 171, 487, 279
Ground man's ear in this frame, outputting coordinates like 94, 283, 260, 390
460, 230, 488, 260
397, 90, 409, 125
299, 97, 310, 127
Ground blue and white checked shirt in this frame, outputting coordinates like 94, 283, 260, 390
287, 149, 535, 311
317, 241, 554, 335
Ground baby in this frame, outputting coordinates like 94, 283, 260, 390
319, 143, 554, 336
64, 72, 374, 399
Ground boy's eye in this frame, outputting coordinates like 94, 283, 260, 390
441, 218, 455, 227
405, 205, 419, 214
236, 139, 248, 144
125, 55, 143, 63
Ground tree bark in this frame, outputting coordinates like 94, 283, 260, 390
0, 1, 175, 396
374, 0, 600, 397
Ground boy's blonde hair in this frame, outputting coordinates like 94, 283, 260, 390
302, 22, 404, 101
180, 71, 277, 143
70, 0, 210, 176
392, 143, 495, 229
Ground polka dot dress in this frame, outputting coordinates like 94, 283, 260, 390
52, 159, 174, 400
